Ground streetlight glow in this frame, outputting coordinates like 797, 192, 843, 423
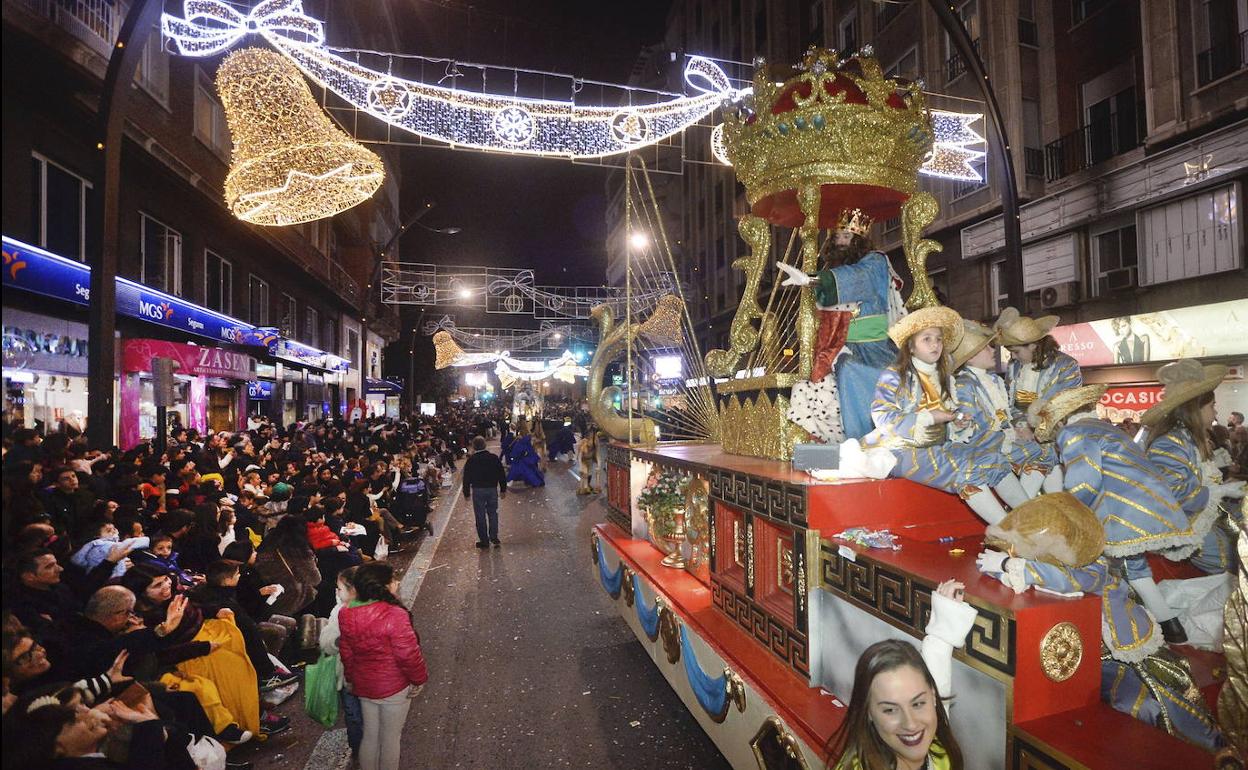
459, 288, 473, 299
629, 232, 649, 250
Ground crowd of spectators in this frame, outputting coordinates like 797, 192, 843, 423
0, 403, 489, 769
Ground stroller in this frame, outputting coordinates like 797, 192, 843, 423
392, 475, 435, 536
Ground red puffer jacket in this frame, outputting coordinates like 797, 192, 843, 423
338, 600, 428, 699
305, 521, 342, 551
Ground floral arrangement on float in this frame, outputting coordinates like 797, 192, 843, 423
638, 466, 690, 568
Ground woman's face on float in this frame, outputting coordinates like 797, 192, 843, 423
868, 664, 938, 768
1006, 342, 1036, 364
909, 328, 945, 365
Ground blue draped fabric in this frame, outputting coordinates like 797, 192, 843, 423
679, 625, 730, 719
500, 432, 515, 459
1101, 658, 1223, 751
634, 574, 660, 641
596, 541, 622, 599
820, 252, 899, 439
506, 435, 545, 486
548, 427, 576, 460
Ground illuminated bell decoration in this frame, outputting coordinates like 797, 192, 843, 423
433, 331, 465, 369
724, 48, 934, 228
215, 48, 385, 226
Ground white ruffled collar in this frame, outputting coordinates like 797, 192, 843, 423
912, 357, 939, 376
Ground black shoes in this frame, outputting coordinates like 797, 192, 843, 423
1159, 617, 1188, 645
260, 712, 290, 736
490, 539, 501, 548
475, 541, 489, 549
217, 724, 253, 744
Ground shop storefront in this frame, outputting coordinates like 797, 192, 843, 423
1054, 299, 1248, 423
365, 377, 404, 419
270, 339, 351, 426
119, 339, 255, 448
2, 309, 92, 434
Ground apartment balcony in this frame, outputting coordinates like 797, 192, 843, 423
10, 0, 125, 59
1043, 104, 1145, 182
1196, 31, 1248, 87
945, 39, 981, 84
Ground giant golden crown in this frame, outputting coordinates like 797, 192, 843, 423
724, 48, 934, 225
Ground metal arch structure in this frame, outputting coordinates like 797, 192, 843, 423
381, 260, 677, 319
422, 315, 597, 353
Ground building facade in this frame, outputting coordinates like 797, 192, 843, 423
606, 0, 1247, 410
2, 0, 406, 440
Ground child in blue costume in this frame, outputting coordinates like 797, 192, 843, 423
778, 209, 906, 443
869, 306, 1020, 525
948, 320, 1033, 509
1139, 360, 1245, 577
976, 492, 1225, 751
1024, 384, 1202, 645
995, 307, 1083, 496
505, 425, 545, 488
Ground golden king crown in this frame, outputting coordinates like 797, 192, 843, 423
723, 47, 934, 209
836, 207, 874, 236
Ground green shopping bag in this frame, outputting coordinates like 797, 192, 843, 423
303, 653, 340, 727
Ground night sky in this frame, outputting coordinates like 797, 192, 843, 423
385, 0, 676, 289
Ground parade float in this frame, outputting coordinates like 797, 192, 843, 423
587, 49, 1234, 770
151, 5, 1240, 762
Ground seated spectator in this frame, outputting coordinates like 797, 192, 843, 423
130, 534, 198, 588
70, 521, 149, 579
252, 516, 321, 618
41, 466, 97, 538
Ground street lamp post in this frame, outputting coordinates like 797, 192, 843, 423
88, 0, 163, 449
922, 0, 1025, 308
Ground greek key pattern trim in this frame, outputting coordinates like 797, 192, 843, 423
818, 542, 1015, 676
712, 577, 810, 679
709, 469, 808, 528
606, 444, 631, 468
1008, 730, 1080, 770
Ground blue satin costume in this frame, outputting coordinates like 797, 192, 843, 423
506, 435, 545, 487
953, 368, 1045, 476
813, 252, 898, 439
871, 365, 1010, 495
1142, 426, 1233, 573
1007, 351, 1083, 471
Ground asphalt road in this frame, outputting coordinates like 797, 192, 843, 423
258, 449, 731, 770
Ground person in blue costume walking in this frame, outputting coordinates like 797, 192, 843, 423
994, 307, 1083, 496
1138, 360, 1245, 577
868, 306, 1022, 525
505, 424, 545, 488
1022, 384, 1201, 644
976, 492, 1225, 752
778, 208, 907, 444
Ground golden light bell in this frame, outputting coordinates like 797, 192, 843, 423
215, 47, 385, 226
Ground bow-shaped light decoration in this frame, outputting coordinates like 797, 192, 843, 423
163, 0, 324, 56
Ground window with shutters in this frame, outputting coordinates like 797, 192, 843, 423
279, 294, 297, 337
204, 250, 233, 314
140, 213, 182, 295
1138, 183, 1241, 285
31, 153, 91, 262
249, 275, 270, 325
1091, 224, 1138, 297
305, 306, 320, 348
193, 68, 231, 160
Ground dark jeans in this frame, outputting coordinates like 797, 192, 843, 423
471, 487, 499, 543
341, 690, 364, 754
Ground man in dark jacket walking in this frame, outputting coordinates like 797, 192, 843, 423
462, 436, 506, 548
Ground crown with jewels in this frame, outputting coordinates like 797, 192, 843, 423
723, 47, 934, 219
835, 208, 874, 237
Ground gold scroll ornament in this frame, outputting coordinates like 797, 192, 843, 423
900, 191, 942, 310
704, 215, 772, 376
1217, 515, 1248, 761
585, 295, 684, 443
1039, 621, 1083, 683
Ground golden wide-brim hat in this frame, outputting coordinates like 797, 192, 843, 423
1139, 359, 1228, 427
994, 306, 1060, 346
888, 306, 964, 350
1027, 384, 1108, 442
951, 320, 998, 370
984, 491, 1106, 567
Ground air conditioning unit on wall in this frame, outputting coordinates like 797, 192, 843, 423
1039, 282, 1079, 309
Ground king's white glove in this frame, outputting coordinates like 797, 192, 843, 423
976, 550, 1009, 575
776, 261, 813, 287
1212, 480, 1246, 499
